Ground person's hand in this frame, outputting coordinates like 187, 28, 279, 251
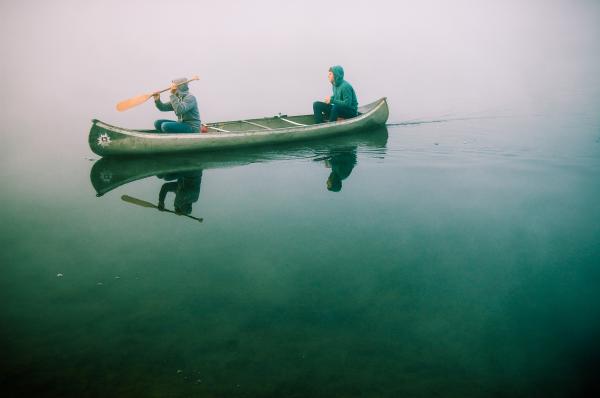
325, 96, 331, 104
153, 93, 160, 101
170, 83, 178, 94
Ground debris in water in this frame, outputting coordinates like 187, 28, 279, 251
56, 273, 63, 278
196, 379, 202, 383
114, 276, 121, 279
96, 282, 103, 286
177, 369, 183, 374
434, 142, 439, 146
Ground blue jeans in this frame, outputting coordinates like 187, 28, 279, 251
313, 101, 357, 123
154, 119, 197, 133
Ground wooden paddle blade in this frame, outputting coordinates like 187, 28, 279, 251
121, 195, 156, 208
116, 94, 152, 112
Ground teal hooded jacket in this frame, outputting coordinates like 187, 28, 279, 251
329, 66, 358, 113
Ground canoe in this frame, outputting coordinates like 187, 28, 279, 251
90, 126, 388, 196
89, 97, 389, 156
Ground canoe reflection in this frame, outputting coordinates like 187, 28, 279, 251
90, 127, 387, 219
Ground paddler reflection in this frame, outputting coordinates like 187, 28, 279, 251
118, 170, 204, 223
318, 148, 357, 192
156, 170, 202, 215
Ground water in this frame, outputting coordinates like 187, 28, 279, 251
2, 1, 600, 397
2, 115, 599, 397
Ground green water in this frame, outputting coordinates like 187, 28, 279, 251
1, 114, 599, 397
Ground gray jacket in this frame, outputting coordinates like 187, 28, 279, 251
154, 83, 201, 130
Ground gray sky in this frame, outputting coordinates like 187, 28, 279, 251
1, 0, 599, 132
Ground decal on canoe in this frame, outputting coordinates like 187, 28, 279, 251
99, 170, 113, 183
97, 133, 111, 147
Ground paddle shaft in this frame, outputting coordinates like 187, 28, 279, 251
151, 76, 199, 96
116, 76, 199, 112
121, 195, 203, 222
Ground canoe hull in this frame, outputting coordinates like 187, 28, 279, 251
89, 98, 388, 156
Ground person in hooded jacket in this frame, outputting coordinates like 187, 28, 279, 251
153, 78, 201, 133
313, 65, 358, 123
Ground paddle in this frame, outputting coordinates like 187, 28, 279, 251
121, 195, 203, 223
116, 75, 199, 112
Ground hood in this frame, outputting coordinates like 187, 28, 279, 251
329, 65, 344, 86
172, 77, 189, 94
327, 172, 343, 192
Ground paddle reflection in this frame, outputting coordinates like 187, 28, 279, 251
89, 127, 388, 220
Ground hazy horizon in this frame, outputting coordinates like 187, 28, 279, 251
1, 0, 599, 132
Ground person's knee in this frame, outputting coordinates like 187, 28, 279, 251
328, 105, 338, 121
160, 123, 174, 133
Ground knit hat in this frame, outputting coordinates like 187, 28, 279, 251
172, 77, 189, 92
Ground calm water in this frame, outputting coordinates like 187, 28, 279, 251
2, 1, 600, 397
1, 113, 600, 397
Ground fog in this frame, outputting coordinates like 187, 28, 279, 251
1, 0, 599, 151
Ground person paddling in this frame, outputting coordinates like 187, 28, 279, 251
153, 78, 201, 133
313, 65, 358, 123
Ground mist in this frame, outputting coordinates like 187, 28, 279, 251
0, 0, 599, 150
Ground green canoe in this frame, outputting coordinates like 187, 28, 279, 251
89, 97, 389, 156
